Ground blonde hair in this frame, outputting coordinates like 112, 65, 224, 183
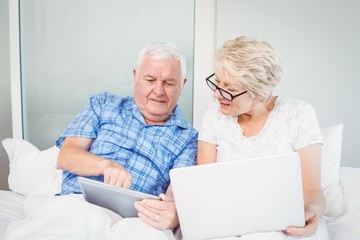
215, 36, 282, 102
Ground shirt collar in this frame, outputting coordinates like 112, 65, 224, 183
125, 97, 188, 129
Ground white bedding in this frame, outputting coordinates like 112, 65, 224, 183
2, 194, 175, 240
0, 191, 26, 240
326, 212, 360, 240
0, 190, 358, 240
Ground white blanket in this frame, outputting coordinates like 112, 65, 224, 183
5, 194, 174, 240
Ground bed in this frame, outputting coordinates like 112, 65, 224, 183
0, 190, 25, 239
0, 124, 359, 240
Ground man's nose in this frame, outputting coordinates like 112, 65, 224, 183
153, 81, 165, 95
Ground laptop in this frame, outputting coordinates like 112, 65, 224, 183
169, 152, 305, 240
78, 177, 160, 218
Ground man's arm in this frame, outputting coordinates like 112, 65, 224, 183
57, 136, 132, 188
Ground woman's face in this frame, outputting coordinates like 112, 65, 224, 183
212, 73, 254, 116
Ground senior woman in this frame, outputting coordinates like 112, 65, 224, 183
197, 36, 329, 240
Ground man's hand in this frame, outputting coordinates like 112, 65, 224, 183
103, 161, 132, 189
134, 194, 179, 230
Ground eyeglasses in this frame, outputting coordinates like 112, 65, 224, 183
205, 73, 247, 101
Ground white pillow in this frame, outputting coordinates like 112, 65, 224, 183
340, 167, 360, 233
2, 138, 62, 196
321, 124, 345, 217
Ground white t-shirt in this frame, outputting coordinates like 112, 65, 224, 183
199, 96, 323, 162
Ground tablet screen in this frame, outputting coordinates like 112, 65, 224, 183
78, 177, 160, 218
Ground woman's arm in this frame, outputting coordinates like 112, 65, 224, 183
196, 140, 218, 165
285, 143, 325, 237
299, 143, 326, 216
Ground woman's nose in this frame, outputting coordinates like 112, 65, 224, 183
213, 89, 221, 99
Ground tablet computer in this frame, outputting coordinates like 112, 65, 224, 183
77, 176, 160, 218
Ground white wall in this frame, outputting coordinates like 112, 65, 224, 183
195, 0, 360, 167
0, 0, 11, 190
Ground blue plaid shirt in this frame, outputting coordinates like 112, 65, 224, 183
56, 92, 198, 195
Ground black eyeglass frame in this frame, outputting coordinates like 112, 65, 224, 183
205, 73, 247, 101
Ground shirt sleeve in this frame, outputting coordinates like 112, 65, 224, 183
55, 93, 106, 148
198, 101, 219, 144
293, 101, 323, 150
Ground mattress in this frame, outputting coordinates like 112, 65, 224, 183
0, 190, 26, 240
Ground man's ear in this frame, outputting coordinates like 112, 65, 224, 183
182, 78, 187, 88
133, 69, 137, 81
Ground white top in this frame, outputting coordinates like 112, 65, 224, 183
198, 97, 323, 162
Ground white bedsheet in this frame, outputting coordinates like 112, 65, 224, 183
1, 189, 359, 240
0, 191, 26, 240
326, 212, 360, 240
4, 194, 175, 240
2, 166, 360, 240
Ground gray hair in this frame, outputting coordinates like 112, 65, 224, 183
136, 41, 186, 79
216, 36, 283, 102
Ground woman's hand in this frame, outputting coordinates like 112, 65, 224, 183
283, 204, 319, 238
134, 194, 179, 230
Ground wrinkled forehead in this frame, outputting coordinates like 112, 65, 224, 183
140, 57, 182, 79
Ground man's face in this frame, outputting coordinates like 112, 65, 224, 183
133, 56, 186, 125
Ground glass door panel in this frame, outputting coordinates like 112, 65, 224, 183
20, 0, 194, 149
